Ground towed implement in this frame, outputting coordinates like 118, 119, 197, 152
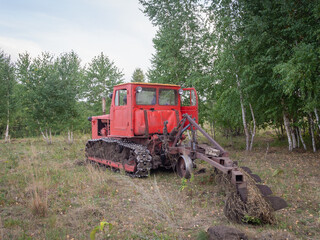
85, 82, 287, 223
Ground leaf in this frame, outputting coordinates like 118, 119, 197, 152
90, 226, 99, 240
272, 169, 284, 177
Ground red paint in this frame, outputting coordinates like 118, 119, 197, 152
90, 83, 198, 139
88, 157, 136, 172
134, 109, 179, 135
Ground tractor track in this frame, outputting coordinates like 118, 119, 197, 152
85, 138, 152, 177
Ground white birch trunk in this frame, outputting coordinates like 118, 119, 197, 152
39, 125, 51, 145
49, 129, 52, 144
4, 100, 10, 143
308, 113, 316, 152
283, 112, 293, 151
291, 130, 297, 149
298, 127, 307, 150
314, 108, 320, 133
40, 128, 49, 144
4, 122, 10, 143
249, 103, 256, 151
67, 129, 74, 144
236, 77, 249, 151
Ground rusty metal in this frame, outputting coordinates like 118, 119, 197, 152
183, 114, 227, 156
172, 118, 186, 147
144, 110, 149, 137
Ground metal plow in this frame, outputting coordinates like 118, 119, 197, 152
168, 114, 288, 223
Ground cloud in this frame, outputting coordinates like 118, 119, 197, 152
0, 36, 43, 60
0, 0, 157, 81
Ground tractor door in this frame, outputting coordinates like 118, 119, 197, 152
181, 88, 198, 123
110, 88, 133, 136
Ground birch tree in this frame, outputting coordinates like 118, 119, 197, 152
0, 51, 15, 142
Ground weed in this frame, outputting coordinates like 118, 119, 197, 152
242, 215, 262, 225
179, 178, 188, 191
30, 185, 48, 217
196, 230, 209, 240
179, 174, 194, 192
90, 220, 113, 240
4, 219, 23, 228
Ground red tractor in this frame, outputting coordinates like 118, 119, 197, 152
86, 82, 287, 218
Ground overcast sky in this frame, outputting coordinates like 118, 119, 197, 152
0, 0, 157, 82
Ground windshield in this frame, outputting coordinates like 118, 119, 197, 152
136, 88, 156, 105
159, 89, 178, 106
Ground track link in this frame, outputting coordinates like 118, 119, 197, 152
85, 138, 152, 177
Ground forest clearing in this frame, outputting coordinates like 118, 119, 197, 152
1, 0, 320, 239
0, 133, 319, 240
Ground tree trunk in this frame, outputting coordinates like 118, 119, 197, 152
283, 112, 293, 151
291, 130, 297, 149
4, 122, 10, 143
39, 126, 51, 145
295, 128, 300, 148
298, 127, 307, 151
236, 77, 249, 151
249, 103, 256, 151
280, 123, 284, 137
49, 129, 52, 144
4, 100, 10, 143
67, 129, 74, 144
308, 113, 316, 152
314, 108, 320, 133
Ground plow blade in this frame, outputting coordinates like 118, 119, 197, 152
256, 184, 273, 196
265, 196, 288, 211
249, 173, 262, 183
241, 166, 252, 174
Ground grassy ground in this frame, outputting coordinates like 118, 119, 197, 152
0, 133, 319, 240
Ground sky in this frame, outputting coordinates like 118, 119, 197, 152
0, 0, 157, 82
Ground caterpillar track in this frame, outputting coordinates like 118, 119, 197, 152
85, 138, 152, 177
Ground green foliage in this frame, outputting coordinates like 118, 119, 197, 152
179, 177, 188, 192
90, 220, 113, 240
131, 68, 145, 82
140, 0, 320, 150
84, 52, 124, 115
0, 50, 124, 138
272, 169, 284, 177
179, 174, 194, 192
242, 214, 262, 225
0, 50, 15, 136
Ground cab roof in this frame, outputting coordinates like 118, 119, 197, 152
116, 82, 180, 88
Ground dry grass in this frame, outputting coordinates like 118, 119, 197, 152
223, 171, 275, 224
29, 183, 48, 217
0, 133, 319, 239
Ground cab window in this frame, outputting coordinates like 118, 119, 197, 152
136, 88, 156, 105
181, 89, 196, 106
115, 89, 127, 106
159, 89, 177, 105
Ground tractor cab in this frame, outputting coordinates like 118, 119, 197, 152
90, 83, 198, 139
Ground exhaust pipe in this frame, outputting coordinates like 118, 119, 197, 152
102, 97, 106, 115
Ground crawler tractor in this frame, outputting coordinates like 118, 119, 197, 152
86, 83, 287, 222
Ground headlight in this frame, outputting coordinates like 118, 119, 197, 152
136, 86, 142, 93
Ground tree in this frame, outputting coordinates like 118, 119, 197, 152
16, 51, 83, 143
139, 0, 215, 123
84, 52, 124, 114
0, 50, 15, 141
131, 68, 145, 82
